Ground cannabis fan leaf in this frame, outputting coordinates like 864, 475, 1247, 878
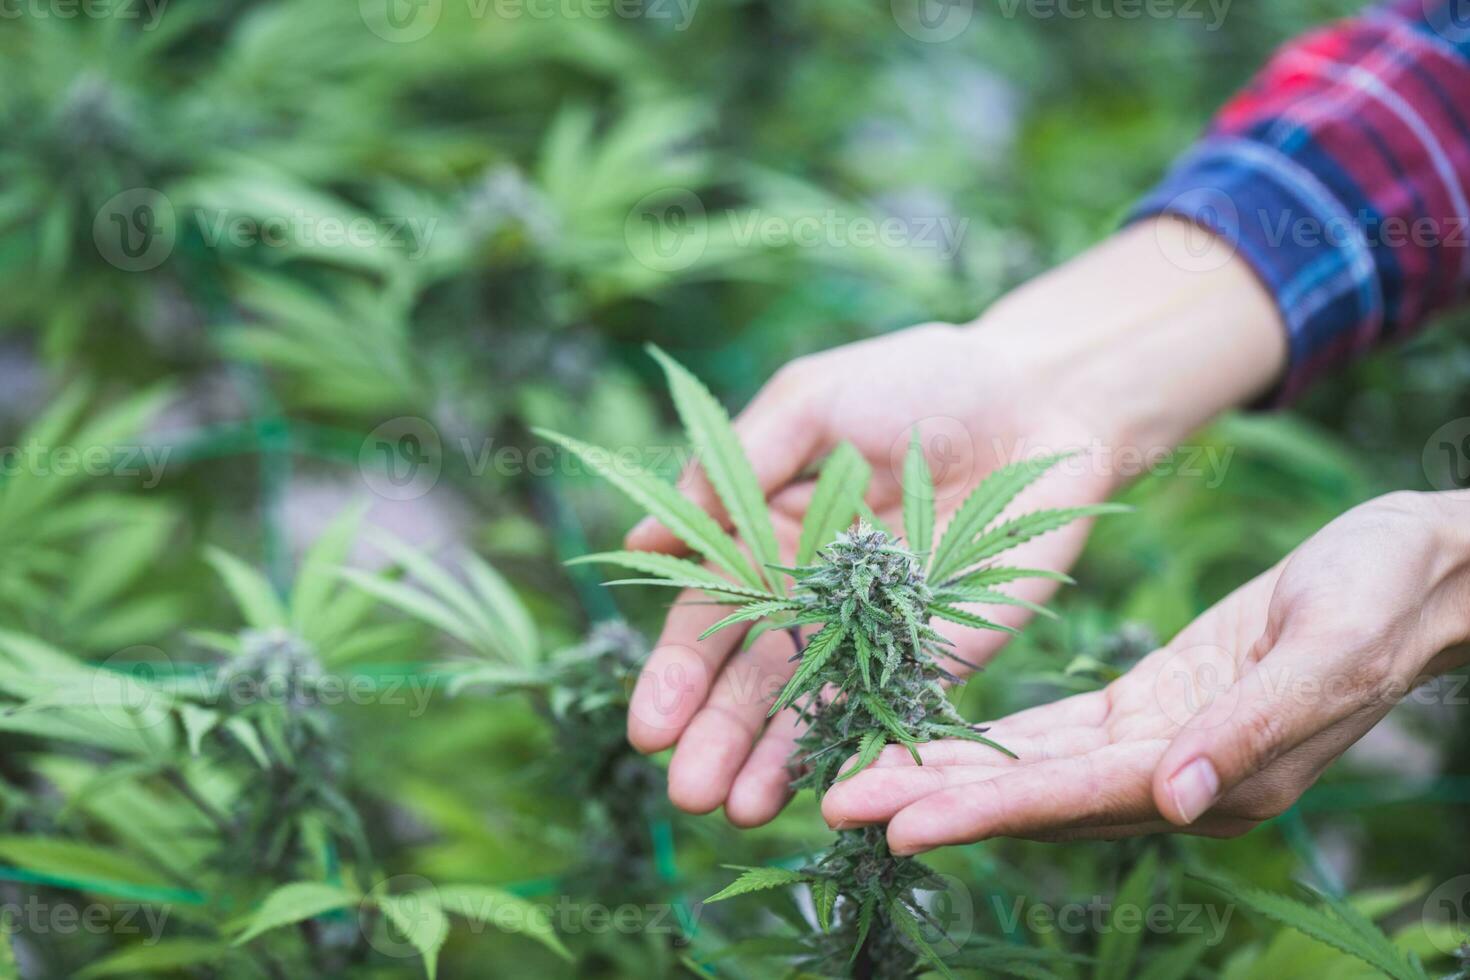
539, 348, 1124, 977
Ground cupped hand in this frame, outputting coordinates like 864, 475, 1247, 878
624, 322, 1124, 826
822, 491, 1470, 853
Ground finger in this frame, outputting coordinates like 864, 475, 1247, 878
865, 727, 1107, 768
886, 742, 1162, 855
980, 689, 1111, 738
823, 764, 1008, 829
724, 708, 803, 828
931, 505, 1103, 673
1152, 638, 1359, 827
627, 592, 749, 753
665, 627, 803, 814
769, 481, 817, 522
1017, 815, 1259, 842
626, 372, 826, 554
823, 729, 1109, 827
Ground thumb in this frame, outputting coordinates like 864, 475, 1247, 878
625, 371, 825, 554
1150, 638, 1336, 826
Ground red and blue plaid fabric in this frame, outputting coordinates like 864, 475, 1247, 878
1132, 0, 1470, 403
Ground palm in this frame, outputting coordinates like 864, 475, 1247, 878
627, 324, 1119, 826
821, 555, 1406, 851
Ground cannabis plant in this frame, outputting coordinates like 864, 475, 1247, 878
538, 346, 1124, 978
344, 540, 685, 949
0, 382, 185, 653
0, 510, 566, 978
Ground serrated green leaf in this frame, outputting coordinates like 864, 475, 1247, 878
813, 878, 839, 933
930, 604, 1020, 635
1192, 873, 1428, 980
850, 891, 878, 966
928, 724, 1017, 759
902, 430, 935, 567
536, 429, 762, 589
290, 504, 365, 637
462, 555, 540, 666
1096, 849, 1159, 980
179, 704, 219, 756
770, 624, 845, 715
706, 866, 812, 903
949, 566, 1075, 589
376, 892, 449, 980
888, 896, 958, 980
834, 729, 888, 783
699, 600, 802, 640
0, 837, 173, 890
232, 882, 358, 946
932, 587, 1058, 619
204, 548, 287, 630
649, 345, 782, 593
426, 886, 571, 961
1133, 936, 1208, 980
930, 454, 1070, 582
224, 718, 271, 769
601, 579, 774, 603
947, 504, 1131, 579
364, 534, 500, 650
860, 693, 922, 761
854, 628, 876, 691
75, 939, 233, 979
568, 550, 774, 599
797, 441, 870, 565
338, 569, 482, 651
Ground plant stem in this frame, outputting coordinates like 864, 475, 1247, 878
162, 767, 237, 840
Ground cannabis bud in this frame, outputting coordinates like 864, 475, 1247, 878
543, 348, 1125, 977
215, 628, 324, 714
782, 522, 992, 797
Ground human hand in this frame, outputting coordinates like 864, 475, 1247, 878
822, 490, 1470, 853
625, 217, 1289, 827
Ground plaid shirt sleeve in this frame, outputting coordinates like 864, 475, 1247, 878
1130, 0, 1470, 404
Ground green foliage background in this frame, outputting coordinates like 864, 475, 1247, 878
0, 0, 1467, 977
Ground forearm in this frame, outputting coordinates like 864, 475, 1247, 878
1125, 2, 1470, 402
1419, 490, 1470, 675
967, 216, 1288, 471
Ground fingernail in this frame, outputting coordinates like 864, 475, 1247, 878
1167, 758, 1220, 824
628, 517, 657, 542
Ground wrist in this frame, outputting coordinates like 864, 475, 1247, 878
1419, 491, 1470, 671
965, 216, 1288, 483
